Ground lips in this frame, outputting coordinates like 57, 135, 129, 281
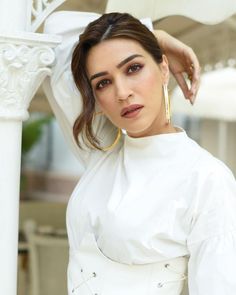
120, 104, 144, 117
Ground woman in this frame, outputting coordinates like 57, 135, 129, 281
43, 12, 236, 295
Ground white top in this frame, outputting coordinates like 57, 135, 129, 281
43, 11, 236, 295
66, 130, 236, 294
68, 232, 188, 295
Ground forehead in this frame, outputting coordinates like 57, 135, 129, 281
86, 38, 149, 74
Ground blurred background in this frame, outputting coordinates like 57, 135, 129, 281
18, 0, 236, 294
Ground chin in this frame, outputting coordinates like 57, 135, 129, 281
127, 121, 150, 132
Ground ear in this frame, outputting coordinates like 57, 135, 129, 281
159, 55, 169, 85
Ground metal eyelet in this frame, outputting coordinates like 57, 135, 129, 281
165, 263, 170, 268
157, 282, 163, 288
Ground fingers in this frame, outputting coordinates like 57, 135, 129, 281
174, 72, 194, 104
186, 48, 201, 103
189, 63, 201, 104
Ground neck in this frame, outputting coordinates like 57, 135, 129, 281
127, 121, 178, 138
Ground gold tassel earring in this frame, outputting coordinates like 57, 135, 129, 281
163, 83, 171, 124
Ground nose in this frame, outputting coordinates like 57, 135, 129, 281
115, 78, 133, 101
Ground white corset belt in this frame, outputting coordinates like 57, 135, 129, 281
68, 233, 188, 295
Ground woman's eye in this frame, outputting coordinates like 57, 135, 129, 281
127, 64, 143, 74
96, 79, 110, 90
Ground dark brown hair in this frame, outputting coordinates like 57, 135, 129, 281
71, 12, 163, 150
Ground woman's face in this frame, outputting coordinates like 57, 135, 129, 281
86, 38, 171, 137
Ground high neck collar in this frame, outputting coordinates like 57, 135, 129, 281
123, 127, 188, 158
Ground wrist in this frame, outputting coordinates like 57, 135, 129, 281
154, 30, 167, 53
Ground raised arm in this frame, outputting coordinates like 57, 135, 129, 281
154, 30, 201, 104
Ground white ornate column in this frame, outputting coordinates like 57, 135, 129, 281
0, 1, 64, 294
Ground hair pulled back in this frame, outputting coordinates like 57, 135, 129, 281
71, 12, 163, 149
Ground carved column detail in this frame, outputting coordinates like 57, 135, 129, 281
30, 0, 66, 32
0, 33, 60, 120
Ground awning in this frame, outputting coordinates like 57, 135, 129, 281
106, 0, 236, 24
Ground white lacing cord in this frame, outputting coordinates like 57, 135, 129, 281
72, 270, 97, 294
157, 263, 187, 288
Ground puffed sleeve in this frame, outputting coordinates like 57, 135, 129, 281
187, 162, 236, 294
42, 11, 118, 169
42, 11, 153, 169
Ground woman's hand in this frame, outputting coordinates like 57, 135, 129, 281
154, 30, 201, 105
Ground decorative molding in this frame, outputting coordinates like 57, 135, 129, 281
0, 33, 61, 120
30, 0, 66, 32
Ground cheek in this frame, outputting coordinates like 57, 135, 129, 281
96, 95, 112, 111
96, 94, 118, 121
137, 68, 163, 95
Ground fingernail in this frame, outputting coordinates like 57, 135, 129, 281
190, 95, 195, 105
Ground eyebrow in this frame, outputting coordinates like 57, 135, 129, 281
89, 54, 143, 82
